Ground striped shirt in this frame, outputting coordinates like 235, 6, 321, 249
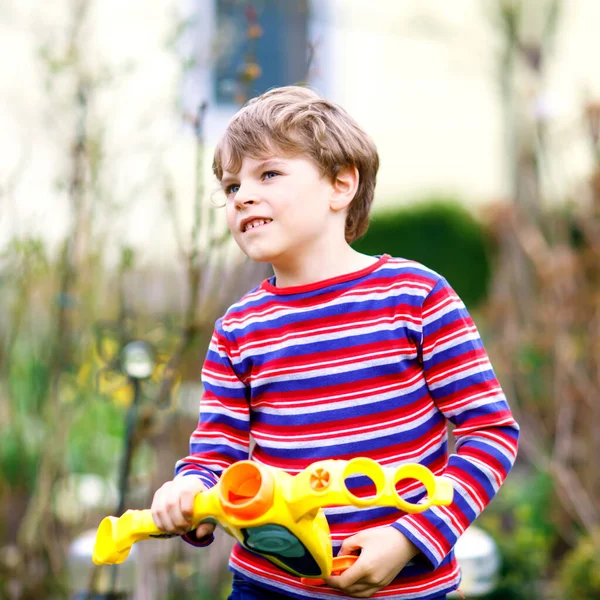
176, 255, 519, 599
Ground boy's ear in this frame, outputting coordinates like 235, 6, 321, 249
329, 165, 359, 212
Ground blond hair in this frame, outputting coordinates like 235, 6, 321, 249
213, 86, 379, 243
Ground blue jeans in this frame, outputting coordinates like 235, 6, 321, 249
228, 573, 448, 599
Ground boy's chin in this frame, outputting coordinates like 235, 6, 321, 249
242, 247, 279, 264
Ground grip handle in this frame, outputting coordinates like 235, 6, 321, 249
92, 509, 167, 565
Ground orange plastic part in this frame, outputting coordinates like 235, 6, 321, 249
309, 467, 331, 491
301, 554, 359, 586
219, 461, 274, 520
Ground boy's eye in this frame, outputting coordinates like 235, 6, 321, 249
224, 171, 278, 195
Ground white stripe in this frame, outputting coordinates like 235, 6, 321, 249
255, 418, 446, 458
441, 392, 506, 418
428, 503, 462, 540
190, 435, 248, 454
444, 472, 485, 514
422, 294, 464, 322
230, 560, 340, 599
207, 339, 230, 357
455, 432, 516, 464
381, 430, 447, 466
199, 403, 248, 420
398, 519, 444, 564
233, 315, 421, 361
255, 346, 412, 378
230, 551, 460, 599
466, 455, 503, 489
455, 433, 516, 465
253, 353, 414, 386
254, 404, 435, 443
253, 409, 438, 450
427, 360, 493, 390
423, 328, 480, 361
458, 428, 518, 460
440, 389, 504, 415
254, 379, 425, 415
422, 296, 460, 321
223, 284, 430, 332
202, 372, 246, 389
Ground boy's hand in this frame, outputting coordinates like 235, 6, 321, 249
323, 527, 419, 598
151, 476, 215, 539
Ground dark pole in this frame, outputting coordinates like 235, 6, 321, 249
117, 377, 141, 516
108, 376, 142, 597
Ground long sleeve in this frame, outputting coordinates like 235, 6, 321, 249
175, 319, 251, 487
392, 277, 519, 568
174, 319, 250, 546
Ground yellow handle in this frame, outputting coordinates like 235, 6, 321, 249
93, 509, 164, 565
93, 482, 222, 565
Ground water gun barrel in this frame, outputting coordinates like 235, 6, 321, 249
218, 460, 275, 520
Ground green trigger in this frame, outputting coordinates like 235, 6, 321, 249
244, 524, 305, 557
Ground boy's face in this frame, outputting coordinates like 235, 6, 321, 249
222, 153, 342, 269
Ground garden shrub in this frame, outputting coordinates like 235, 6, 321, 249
478, 470, 557, 600
353, 197, 493, 309
557, 533, 600, 600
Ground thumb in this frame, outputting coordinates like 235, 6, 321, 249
337, 532, 363, 557
195, 520, 216, 539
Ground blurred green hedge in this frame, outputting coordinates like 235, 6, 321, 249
353, 198, 493, 309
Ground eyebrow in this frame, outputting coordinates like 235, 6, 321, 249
221, 159, 287, 188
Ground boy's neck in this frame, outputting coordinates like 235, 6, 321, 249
271, 246, 378, 288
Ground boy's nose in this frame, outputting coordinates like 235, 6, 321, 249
234, 184, 260, 209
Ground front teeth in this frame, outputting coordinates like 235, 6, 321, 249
244, 219, 272, 232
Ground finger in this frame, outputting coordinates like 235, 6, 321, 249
150, 487, 171, 531
324, 558, 369, 589
161, 489, 193, 532
195, 521, 216, 538
337, 533, 363, 557
167, 502, 192, 533
179, 487, 198, 520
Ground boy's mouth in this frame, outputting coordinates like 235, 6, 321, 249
241, 218, 273, 232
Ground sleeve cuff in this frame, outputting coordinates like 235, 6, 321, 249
176, 469, 219, 489
182, 529, 215, 548
391, 509, 458, 570
390, 522, 438, 570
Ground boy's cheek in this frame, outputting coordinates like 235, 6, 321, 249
226, 217, 239, 237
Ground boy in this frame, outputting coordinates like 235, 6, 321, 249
151, 86, 519, 599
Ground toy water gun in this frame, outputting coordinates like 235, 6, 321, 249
93, 457, 453, 584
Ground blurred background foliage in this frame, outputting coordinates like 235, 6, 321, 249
353, 199, 492, 309
1, 0, 600, 598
